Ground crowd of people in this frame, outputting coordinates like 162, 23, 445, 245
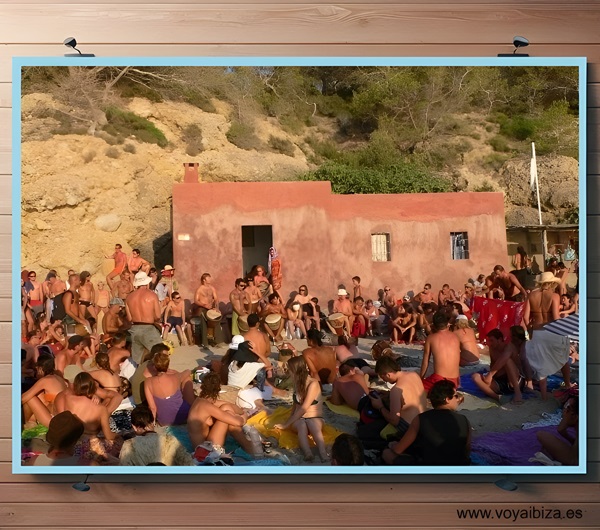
20, 241, 579, 467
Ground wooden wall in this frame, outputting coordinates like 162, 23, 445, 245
0, 1, 599, 528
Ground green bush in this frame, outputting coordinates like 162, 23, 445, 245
181, 89, 216, 113
474, 180, 495, 192
226, 121, 263, 151
488, 135, 511, 153
301, 161, 451, 195
105, 146, 120, 159
104, 106, 168, 147
182, 124, 203, 156
499, 116, 536, 141
123, 143, 136, 154
268, 135, 295, 156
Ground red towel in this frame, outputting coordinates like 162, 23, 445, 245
472, 296, 525, 342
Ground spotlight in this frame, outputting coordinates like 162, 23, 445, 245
497, 36, 529, 57
72, 474, 91, 492
494, 478, 518, 491
63, 37, 95, 57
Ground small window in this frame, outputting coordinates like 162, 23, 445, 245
450, 232, 469, 260
371, 233, 391, 262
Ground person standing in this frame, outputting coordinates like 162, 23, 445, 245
125, 271, 162, 365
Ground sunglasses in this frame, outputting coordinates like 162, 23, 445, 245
239, 284, 247, 288
173, 297, 181, 300
29, 275, 36, 278
300, 289, 307, 293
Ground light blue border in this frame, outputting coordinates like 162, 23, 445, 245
12, 56, 587, 475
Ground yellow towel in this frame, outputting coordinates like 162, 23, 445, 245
324, 400, 360, 419
247, 407, 344, 449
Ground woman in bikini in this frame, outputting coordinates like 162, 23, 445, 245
274, 356, 328, 462
89, 352, 123, 393
523, 272, 561, 336
144, 351, 195, 426
21, 354, 68, 428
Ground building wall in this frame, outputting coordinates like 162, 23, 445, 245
173, 181, 507, 304
1, 1, 599, 528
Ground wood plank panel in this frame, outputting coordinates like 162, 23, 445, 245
1, 5, 600, 46
3, 44, 600, 85
0, 84, 10, 109
0, 108, 11, 176
0, 176, 11, 216
10, 0, 600, 4
0, 501, 598, 527
0, 324, 11, 359
1, 480, 600, 503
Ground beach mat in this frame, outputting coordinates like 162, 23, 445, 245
247, 407, 344, 450
471, 426, 574, 466
459, 372, 564, 401
325, 400, 360, 419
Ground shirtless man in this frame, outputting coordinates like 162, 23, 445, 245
493, 265, 528, 302
54, 335, 85, 377
230, 278, 250, 336
302, 328, 337, 385
351, 296, 369, 337
193, 273, 224, 347
330, 363, 371, 411
330, 288, 352, 336
382, 286, 397, 317
420, 311, 461, 392
414, 283, 435, 305
438, 284, 458, 307
453, 314, 480, 366
163, 291, 192, 345
44, 271, 67, 323
26, 270, 45, 316
241, 313, 271, 364
125, 271, 162, 365
471, 328, 523, 403
103, 298, 127, 336
62, 273, 91, 332
260, 292, 287, 343
372, 355, 427, 436
105, 243, 128, 290
127, 248, 151, 275
244, 278, 263, 315
187, 372, 261, 456
112, 270, 134, 299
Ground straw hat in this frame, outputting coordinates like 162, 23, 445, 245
535, 271, 561, 285
133, 271, 152, 287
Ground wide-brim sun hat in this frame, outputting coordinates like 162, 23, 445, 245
535, 271, 561, 285
133, 271, 152, 287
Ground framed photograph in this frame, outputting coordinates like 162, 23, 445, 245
13, 56, 587, 475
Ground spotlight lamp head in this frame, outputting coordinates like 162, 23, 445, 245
62, 37, 95, 57
512, 36, 530, 53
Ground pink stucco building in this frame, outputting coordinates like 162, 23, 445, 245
172, 165, 508, 306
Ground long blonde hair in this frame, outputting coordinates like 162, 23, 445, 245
286, 356, 309, 400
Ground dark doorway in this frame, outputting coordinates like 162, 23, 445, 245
241, 225, 273, 277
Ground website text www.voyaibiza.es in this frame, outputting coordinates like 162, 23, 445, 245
456, 505, 585, 523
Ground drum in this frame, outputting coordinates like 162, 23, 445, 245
206, 309, 222, 339
265, 313, 282, 331
327, 312, 345, 336
237, 314, 249, 333
371, 340, 393, 361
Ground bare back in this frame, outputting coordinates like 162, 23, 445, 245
393, 372, 427, 423
424, 329, 461, 379
454, 327, 480, 365
126, 288, 160, 323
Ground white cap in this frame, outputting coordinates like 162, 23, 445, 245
456, 314, 468, 321
229, 335, 245, 350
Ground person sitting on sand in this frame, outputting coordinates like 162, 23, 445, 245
187, 372, 262, 456
274, 356, 329, 462
382, 380, 471, 466
54, 335, 85, 377
329, 362, 372, 411
536, 395, 578, 465
389, 302, 417, 344
144, 351, 194, 426
331, 288, 353, 336
303, 328, 337, 385
29, 411, 85, 466
351, 296, 369, 337
22, 354, 68, 428
420, 312, 461, 392
119, 405, 195, 466
331, 433, 364, 466
103, 298, 127, 337
372, 356, 427, 437
129, 343, 173, 406
89, 351, 123, 394
260, 292, 287, 343
471, 329, 524, 404
453, 315, 480, 366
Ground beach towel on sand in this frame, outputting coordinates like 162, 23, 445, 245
325, 400, 360, 419
247, 407, 344, 450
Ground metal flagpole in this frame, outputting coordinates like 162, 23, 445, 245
531, 142, 547, 264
